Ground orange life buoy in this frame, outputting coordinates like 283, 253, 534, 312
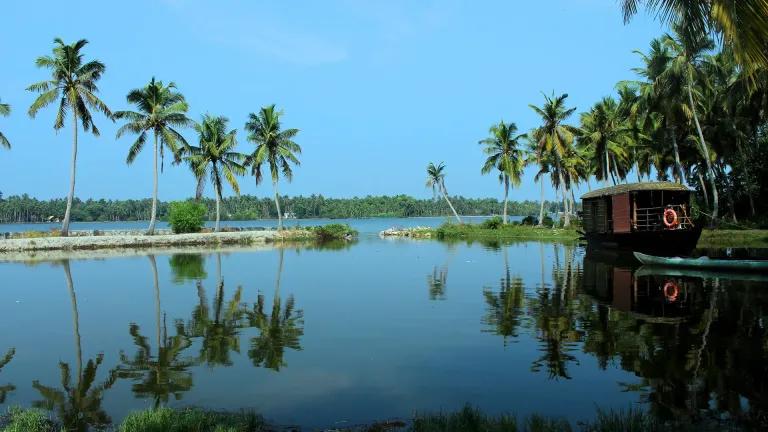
663, 208, 679, 228
663, 280, 679, 302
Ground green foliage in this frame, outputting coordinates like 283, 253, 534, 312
168, 254, 207, 283
435, 222, 578, 241
168, 201, 206, 234
0, 407, 57, 432
480, 216, 504, 229
310, 223, 358, 241
118, 407, 265, 432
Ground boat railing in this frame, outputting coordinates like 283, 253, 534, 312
633, 204, 694, 231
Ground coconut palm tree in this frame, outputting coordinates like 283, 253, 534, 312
577, 96, 633, 186
0, 99, 10, 149
182, 115, 246, 232
620, 0, 768, 71
27, 38, 113, 236
479, 121, 526, 224
529, 93, 580, 227
245, 105, 301, 230
425, 162, 461, 223
115, 78, 193, 234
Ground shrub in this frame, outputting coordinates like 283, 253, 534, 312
312, 223, 357, 241
0, 406, 57, 432
521, 215, 537, 226
168, 201, 207, 234
480, 216, 504, 230
119, 407, 265, 432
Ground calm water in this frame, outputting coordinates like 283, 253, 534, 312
1, 234, 767, 429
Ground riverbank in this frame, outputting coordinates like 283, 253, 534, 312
698, 229, 768, 248
380, 222, 580, 241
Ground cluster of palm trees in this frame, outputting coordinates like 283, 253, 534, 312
19, 38, 302, 236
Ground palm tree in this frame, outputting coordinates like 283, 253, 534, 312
529, 93, 580, 227
0, 99, 10, 149
577, 97, 633, 186
182, 115, 246, 232
115, 78, 193, 234
479, 121, 526, 224
27, 38, 113, 236
425, 162, 461, 223
620, 0, 768, 71
245, 105, 301, 230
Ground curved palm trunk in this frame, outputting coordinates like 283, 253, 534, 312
669, 128, 684, 183
559, 171, 570, 227
63, 261, 82, 382
215, 187, 221, 232
502, 175, 509, 225
273, 180, 283, 231
687, 78, 718, 224
537, 176, 545, 226
440, 184, 461, 223
698, 171, 710, 209
148, 132, 159, 235
62, 110, 78, 236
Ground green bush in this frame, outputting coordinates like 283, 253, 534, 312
480, 216, 504, 229
0, 407, 57, 432
119, 407, 265, 432
312, 223, 358, 241
168, 201, 207, 234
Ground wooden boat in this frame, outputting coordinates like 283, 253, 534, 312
634, 252, 768, 272
581, 182, 702, 255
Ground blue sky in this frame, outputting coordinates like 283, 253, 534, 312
0, 0, 665, 202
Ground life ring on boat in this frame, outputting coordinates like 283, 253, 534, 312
663, 280, 679, 302
662, 208, 679, 228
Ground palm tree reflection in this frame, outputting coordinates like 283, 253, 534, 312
32, 260, 116, 431
0, 348, 15, 403
247, 249, 304, 371
115, 255, 194, 407
482, 247, 526, 345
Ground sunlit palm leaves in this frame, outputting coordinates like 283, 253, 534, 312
26, 38, 112, 236
247, 294, 304, 371
479, 121, 526, 224
425, 162, 461, 223
182, 115, 246, 231
245, 105, 301, 230
577, 97, 634, 185
0, 99, 10, 149
115, 78, 193, 234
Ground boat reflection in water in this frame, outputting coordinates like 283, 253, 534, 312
580, 247, 768, 427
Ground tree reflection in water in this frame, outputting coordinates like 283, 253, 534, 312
482, 247, 526, 345
32, 260, 116, 432
0, 348, 15, 403
115, 255, 194, 408
247, 248, 304, 371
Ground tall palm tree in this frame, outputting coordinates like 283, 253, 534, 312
479, 121, 526, 224
577, 97, 633, 186
620, 0, 768, 71
425, 162, 461, 223
182, 115, 246, 232
27, 38, 113, 236
245, 105, 301, 231
529, 93, 580, 227
115, 78, 193, 234
0, 99, 10, 149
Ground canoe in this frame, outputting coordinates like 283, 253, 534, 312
633, 252, 768, 272
636, 265, 768, 282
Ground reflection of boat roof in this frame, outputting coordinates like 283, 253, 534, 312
636, 265, 768, 283
581, 181, 689, 199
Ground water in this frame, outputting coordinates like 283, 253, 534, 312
1, 233, 767, 429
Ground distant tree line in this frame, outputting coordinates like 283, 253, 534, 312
0, 193, 562, 224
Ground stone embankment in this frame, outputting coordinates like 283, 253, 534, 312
379, 226, 433, 238
0, 229, 312, 253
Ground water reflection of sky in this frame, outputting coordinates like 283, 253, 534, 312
1, 237, 766, 429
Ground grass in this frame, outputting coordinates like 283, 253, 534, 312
0, 407, 58, 432
697, 229, 768, 248
434, 221, 580, 241
118, 407, 266, 432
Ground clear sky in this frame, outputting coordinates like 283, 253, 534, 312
0, 0, 666, 202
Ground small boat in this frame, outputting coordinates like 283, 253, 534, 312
636, 265, 768, 282
633, 252, 768, 272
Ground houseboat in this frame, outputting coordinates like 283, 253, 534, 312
580, 182, 702, 255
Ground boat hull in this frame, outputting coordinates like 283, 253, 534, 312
634, 251, 768, 272
584, 227, 702, 256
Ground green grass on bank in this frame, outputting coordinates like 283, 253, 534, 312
434, 217, 580, 241
697, 229, 768, 248
0, 405, 741, 432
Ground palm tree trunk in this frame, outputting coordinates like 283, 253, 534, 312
559, 171, 570, 227
735, 140, 756, 217
215, 186, 221, 232
669, 128, 684, 183
273, 180, 283, 231
275, 248, 284, 298
441, 186, 461, 223
698, 171, 709, 209
604, 152, 611, 187
62, 109, 78, 236
148, 132, 159, 235
63, 261, 82, 381
687, 78, 718, 223
503, 175, 509, 225
537, 175, 545, 226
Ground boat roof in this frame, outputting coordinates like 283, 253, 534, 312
581, 182, 690, 199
